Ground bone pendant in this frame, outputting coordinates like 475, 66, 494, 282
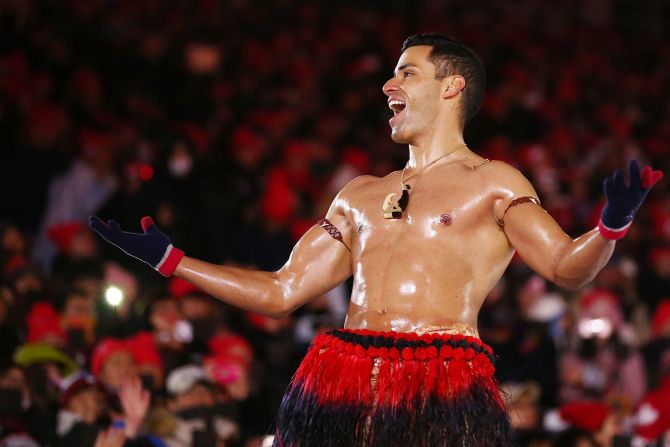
383, 193, 402, 219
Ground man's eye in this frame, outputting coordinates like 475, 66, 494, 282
403, 72, 412, 78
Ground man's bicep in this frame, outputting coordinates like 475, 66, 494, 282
276, 210, 353, 313
502, 202, 572, 282
490, 163, 571, 282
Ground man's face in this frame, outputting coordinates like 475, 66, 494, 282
383, 46, 445, 144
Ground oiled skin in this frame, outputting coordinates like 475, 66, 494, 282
174, 46, 615, 334
343, 159, 535, 334
176, 152, 614, 334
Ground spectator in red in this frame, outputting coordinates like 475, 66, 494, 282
56, 373, 107, 444
26, 302, 66, 348
91, 338, 137, 391
127, 331, 164, 392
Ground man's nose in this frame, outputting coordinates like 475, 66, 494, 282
383, 78, 399, 96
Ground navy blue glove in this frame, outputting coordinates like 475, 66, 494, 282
599, 159, 663, 240
89, 216, 185, 276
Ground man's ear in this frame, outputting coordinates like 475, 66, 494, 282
442, 75, 466, 99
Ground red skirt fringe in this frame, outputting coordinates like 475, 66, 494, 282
274, 328, 514, 447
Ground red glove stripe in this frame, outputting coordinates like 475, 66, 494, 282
140, 216, 155, 232
156, 245, 185, 277
641, 166, 664, 189
598, 219, 632, 240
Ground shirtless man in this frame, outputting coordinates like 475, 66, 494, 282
90, 34, 663, 446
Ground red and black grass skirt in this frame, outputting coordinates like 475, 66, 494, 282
274, 328, 514, 447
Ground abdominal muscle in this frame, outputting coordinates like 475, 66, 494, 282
343, 255, 501, 338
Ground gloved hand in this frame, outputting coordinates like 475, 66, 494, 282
89, 216, 185, 276
598, 159, 663, 240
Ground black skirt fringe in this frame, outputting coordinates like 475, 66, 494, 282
274, 328, 514, 447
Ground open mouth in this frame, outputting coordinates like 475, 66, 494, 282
388, 100, 406, 115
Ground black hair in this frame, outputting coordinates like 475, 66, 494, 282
401, 33, 486, 126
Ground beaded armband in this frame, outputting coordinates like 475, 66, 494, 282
497, 196, 542, 227
318, 218, 351, 251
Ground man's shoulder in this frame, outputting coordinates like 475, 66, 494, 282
474, 159, 533, 190
338, 174, 384, 196
475, 159, 523, 177
477, 160, 540, 221
326, 174, 383, 220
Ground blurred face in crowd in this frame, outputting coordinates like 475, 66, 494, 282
68, 231, 97, 259
508, 394, 540, 430
383, 45, 461, 145
63, 293, 95, 346
100, 351, 137, 389
12, 269, 43, 296
171, 383, 215, 412
72, 275, 103, 303
0, 366, 30, 411
150, 298, 181, 332
224, 366, 250, 401
180, 295, 212, 321
594, 413, 623, 447
63, 293, 94, 321
0, 366, 27, 394
204, 356, 251, 401
2, 225, 25, 253
66, 387, 106, 424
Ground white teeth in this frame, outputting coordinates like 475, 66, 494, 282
388, 100, 406, 112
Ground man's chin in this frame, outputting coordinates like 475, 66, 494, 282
390, 129, 411, 144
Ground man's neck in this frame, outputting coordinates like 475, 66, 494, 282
407, 130, 466, 170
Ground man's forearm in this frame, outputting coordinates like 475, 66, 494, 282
174, 256, 292, 318
553, 228, 616, 291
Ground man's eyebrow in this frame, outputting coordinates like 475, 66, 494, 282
393, 63, 418, 75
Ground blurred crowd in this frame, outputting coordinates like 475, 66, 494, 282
1, 0, 670, 445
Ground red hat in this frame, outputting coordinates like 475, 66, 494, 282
559, 401, 611, 432
26, 302, 66, 344
653, 300, 670, 338
91, 337, 132, 376
47, 221, 86, 254
635, 382, 670, 441
579, 289, 623, 329
168, 277, 203, 299
127, 331, 163, 371
208, 334, 253, 367
261, 168, 297, 223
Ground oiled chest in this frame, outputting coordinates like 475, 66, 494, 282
348, 176, 498, 255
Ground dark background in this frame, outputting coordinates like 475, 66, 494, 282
1, 0, 670, 445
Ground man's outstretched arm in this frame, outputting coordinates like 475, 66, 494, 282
503, 205, 615, 291
90, 190, 354, 318
497, 160, 663, 291
173, 209, 352, 317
